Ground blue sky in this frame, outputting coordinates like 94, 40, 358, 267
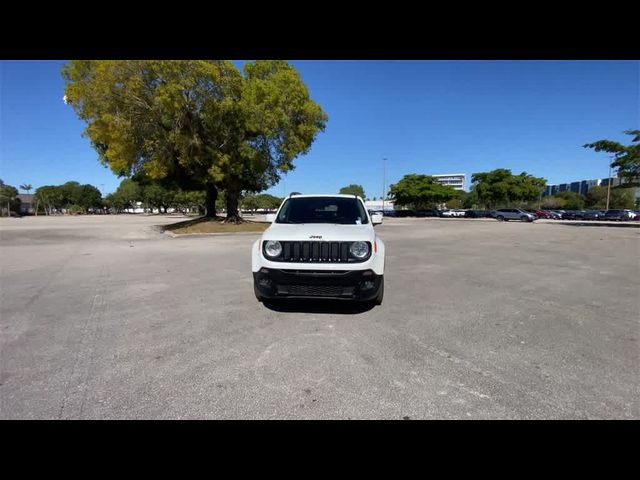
1, 60, 638, 197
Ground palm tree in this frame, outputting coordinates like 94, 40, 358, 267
20, 183, 32, 194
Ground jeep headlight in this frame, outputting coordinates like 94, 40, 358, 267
264, 240, 282, 258
349, 241, 369, 259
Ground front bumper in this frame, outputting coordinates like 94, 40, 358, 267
254, 268, 382, 301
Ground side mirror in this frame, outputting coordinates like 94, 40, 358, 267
265, 213, 276, 223
371, 214, 383, 225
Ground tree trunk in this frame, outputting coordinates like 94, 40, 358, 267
204, 184, 218, 218
224, 188, 242, 223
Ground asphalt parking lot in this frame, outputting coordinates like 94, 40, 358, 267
1, 215, 638, 419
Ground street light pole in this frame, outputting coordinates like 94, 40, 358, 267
538, 190, 542, 209
606, 158, 613, 210
382, 158, 387, 213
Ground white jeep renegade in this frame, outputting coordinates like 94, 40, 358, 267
251, 194, 385, 305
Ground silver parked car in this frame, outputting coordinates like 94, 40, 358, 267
603, 209, 637, 221
490, 208, 536, 222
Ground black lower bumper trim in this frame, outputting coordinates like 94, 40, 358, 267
254, 268, 382, 301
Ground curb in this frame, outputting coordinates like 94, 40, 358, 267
163, 230, 264, 238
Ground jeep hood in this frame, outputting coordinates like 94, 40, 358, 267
262, 223, 373, 242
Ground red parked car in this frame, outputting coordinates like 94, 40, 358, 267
534, 209, 553, 219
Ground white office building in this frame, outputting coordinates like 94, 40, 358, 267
432, 173, 465, 191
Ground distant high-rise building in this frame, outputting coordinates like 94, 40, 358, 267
432, 173, 465, 191
570, 181, 581, 194
543, 177, 640, 202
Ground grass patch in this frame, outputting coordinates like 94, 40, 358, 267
163, 217, 269, 235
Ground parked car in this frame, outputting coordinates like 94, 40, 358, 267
490, 208, 536, 222
253, 194, 385, 305
415, 210, 440, 217
533, 209, 553, 219
562, 210, 587, 220
441, 209, 466, 217
464, 210, 491, 218
603, 209, 637, 221
394, 209, 416, 218
537, 209, 561, 219
582, 210, 604, 220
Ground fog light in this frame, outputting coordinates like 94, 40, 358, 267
361, 281, 375, 291
258, 278, 271, 287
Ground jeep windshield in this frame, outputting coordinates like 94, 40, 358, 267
276, 197, 369, 225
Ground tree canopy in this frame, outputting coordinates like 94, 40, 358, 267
583, 130, 640, 185
389, 174, 458, 209
585, 186, 635, 209
142, 183, 174, 213
471, 169, 546, 208
541, 187, 636, 210
34, 181, 103, 213
63, 60, 327, 221
101, 178, 209, 214
554, 191, 585, 210
339, 184, 366, 199
112, 179, 140, 210
241, 193, 282, 212
0, 180, 20, 216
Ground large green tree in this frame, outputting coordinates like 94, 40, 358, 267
219, 61, 327, 221
585, 186, 635, 209
471, 169, 546, 208
240, 193, 260, 212
103, 193, 121, 213
241, 193, 282, 212
63, 60, 327, 221
35, 185, 64, 214
58, 181, 102, 210
583, 130, 640, 186
77, 184, 103, 210
142, 183, 175, 213
258, 193, 284, 211
113, 179, 141, 211
63, 60, 240, 216
462, 189, 478, 209
173, 189, 205, 214
33, 182, 102, 213
389, 174, 458, 209
339, 184, 366, 199
0, 180, 20, 216
554, 191, 585, 210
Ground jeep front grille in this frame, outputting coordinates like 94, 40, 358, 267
265, 241, 370, 263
